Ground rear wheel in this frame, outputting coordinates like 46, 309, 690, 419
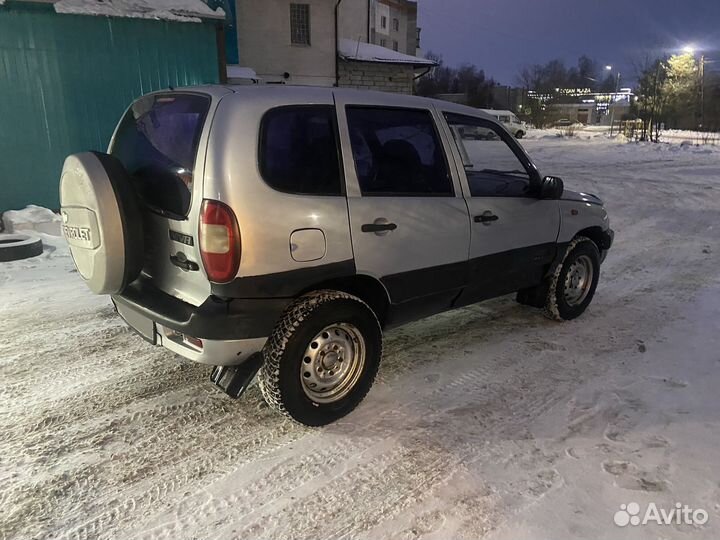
258, 290, 382, 426
516, 130, 525, 139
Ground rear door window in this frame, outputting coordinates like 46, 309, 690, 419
345, 107, 453, 196
259, 106, 343, 195
111, 93, 210, 217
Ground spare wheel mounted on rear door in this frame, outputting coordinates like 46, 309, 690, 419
59, 152, 143, 294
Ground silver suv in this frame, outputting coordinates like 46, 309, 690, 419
59, 86, 613, 426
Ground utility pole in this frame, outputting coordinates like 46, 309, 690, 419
700, 54, 705, 131
607, 66, 621, 136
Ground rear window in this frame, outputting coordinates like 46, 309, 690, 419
259, 106, 343, 195
111, 93, 210, 217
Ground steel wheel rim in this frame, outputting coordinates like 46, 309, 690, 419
564, 254, 594, 306
300, 323, 366, 404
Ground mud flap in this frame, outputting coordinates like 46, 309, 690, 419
210, 353, 264, 399
516, 281, 550, 308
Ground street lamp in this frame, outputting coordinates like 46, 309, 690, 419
606, 65, 622, 134
682, 45, 708, 130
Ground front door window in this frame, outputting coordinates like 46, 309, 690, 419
445, 114, 534, 198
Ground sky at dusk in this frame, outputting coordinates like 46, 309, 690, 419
417, 0, 720, 86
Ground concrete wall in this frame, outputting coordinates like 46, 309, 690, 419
236, 0, 370, 86
237, 0, 336, 86
338, 60, 414, 94
339, 0, 370, 43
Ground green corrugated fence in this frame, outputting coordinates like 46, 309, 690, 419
0, 2, 219, 211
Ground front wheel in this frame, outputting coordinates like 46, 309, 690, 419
258, 290, 382, 426
544, 237, 600, 321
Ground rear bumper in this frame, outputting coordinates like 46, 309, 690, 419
111, 277, 290, 365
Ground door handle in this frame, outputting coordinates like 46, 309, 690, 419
474, 213, 499, 224
170, 254, 199, 271
361, 223, 398, 233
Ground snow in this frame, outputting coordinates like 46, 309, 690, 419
2, 136, 720, 539
339, 38, 437, 66
2, 204, 62, 236
53, 0, 225, 23
226, 65, 259, 81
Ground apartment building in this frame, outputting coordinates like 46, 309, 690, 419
231, 0, 433, 93
369, 0, 419, 56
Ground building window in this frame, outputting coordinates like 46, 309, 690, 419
380, 15, 387, 29
392, 18, 399, 31
416, 27, 421, 49
392, 40, 399, 51
380, 38, 387, 48
290, 4, 310, 45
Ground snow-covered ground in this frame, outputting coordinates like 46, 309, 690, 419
2, 136, 719, 540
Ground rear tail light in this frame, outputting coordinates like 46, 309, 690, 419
199, 199, 241, 283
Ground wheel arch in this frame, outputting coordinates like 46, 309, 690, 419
300, 274, 391, 327
575, 226, 606, 252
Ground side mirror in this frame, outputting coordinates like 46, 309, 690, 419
540, 176, 564, 200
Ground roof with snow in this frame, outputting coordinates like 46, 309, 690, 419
6, 0, 225, 23
226, 65, 259, 81
338, 39, 437, 67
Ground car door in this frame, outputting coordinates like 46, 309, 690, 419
334, 94, 471, 318
438, 110, 561, 304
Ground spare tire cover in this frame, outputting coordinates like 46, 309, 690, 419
59, 152, 143, 294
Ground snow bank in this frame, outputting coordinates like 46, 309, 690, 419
54, 0, 225, 23
2, 205, 62, 236
524, 128, 620, 142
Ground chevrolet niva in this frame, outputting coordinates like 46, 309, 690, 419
60, 86, 613, 426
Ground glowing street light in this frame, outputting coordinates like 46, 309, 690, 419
605, 65, 621, 134
681, 45, 713, 129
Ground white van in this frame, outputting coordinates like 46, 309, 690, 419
481, 109, 526, 139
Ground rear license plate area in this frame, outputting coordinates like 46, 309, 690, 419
115, 302, 157, 345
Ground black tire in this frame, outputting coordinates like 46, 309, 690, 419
258, 290, 383, 426
0, 234, 43, 262
516, 131, 525, 139
544, 236, 600, 321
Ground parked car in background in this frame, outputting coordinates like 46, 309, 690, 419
480, 109, 526, 138
59, 86, 613, 426
553, 118, 584, 129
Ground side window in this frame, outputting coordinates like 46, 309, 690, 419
445, 113, 532, 198
260, 106, 342, 195
346, 107, 453, 196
